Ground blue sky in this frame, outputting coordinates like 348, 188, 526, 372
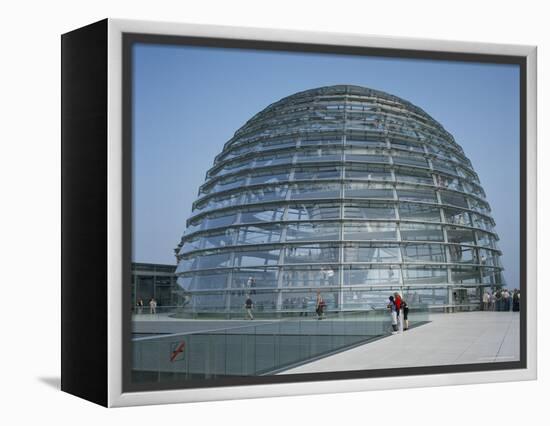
132, 43, 520, 288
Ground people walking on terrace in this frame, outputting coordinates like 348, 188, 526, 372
149, 297, 157, 315
393, 292, 403, 314
394, 292, 405, 331
246, 276, 257, 295
402, 297, 409, 330
489, 291, 496, 311
513, 289, 520, 312
387, 296, 398, 334
315, 290, 325, 320
244, 294, 254, 320
136, 298, 144, 315
482, 291, 490, 311
495, 289, 502, 311
503, 289, 511, 311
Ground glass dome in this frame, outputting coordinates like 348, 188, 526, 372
174, 85, 503, 314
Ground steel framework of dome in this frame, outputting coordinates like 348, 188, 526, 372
174, 85, 503, 313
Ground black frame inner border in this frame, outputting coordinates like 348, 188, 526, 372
122, 32, 528, 394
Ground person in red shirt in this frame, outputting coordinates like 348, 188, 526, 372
393, 292, 404, 331
393, 292, 402, 312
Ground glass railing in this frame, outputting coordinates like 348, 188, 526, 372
132, 306, 181, 316
131, 307, 429, 383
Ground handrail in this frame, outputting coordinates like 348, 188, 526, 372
132, 320, 282, 341
132, 307, 400, 342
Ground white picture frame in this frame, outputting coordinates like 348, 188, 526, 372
61, 18, 537, 407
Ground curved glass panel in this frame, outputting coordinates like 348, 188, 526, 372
344, 266, 401, 286
400, 223, 444, 242
344, 244, 400, 263
284, 244, 340, 264
230, 268, 279, 289
344, 222, 398, 240
345, 164, 393, 181
236, 224, 284, 245
344, 202, 396, 220
402, 243, 446, 263
240, 206, 285, 224
233, 249, 280, 267
397, 188, 437, 203
399, 203, 441, 222
286, 203, 340, 221
403, 266, 448, 285
281, 265, 340, 288
285, 222, 341, 242
344, 182, 394, 199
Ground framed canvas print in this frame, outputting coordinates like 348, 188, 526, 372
61, 18, 537, 407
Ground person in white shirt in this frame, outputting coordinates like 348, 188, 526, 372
482, 291, 490, 311
149, 298, 157, 315
503, 290, 511, 311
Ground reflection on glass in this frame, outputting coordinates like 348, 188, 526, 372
344, 223, 397, 240
231, 268, 279, 289
344, 244, 400, 263
286, 222, 341, 241
205, 212, 238, 229
201, 229, 236, 250
282, 265, 339, 287
237, 224, 283, 245
402, 243, 446, 263
291, 183, 340, 199
446, 226, 476, 245
395, 168, 433, 185
233, 249, 280, 267
240, 206, 285, 224
284, 245, 339, 264
286, 203, 340, 221
444, 208, 471, 226
345, 202, 395, 220
197, 252, 232, 269
403, 266, 447, 284
246, 185, 288, 203
344, 182, 394, 199
392, 153, 428, 168
440, 191, 469, 209
294, 166, 341, 180
249, 171, 289, 185
400, 223, 444, 241
297, 148, 342, 162
344, 266, 401, 286
399, 203, 441, 222
345, 148, 389, 163
345, 164, 393, 181
397, 188, 437, 203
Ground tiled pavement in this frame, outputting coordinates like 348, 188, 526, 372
280, 311, 520, 374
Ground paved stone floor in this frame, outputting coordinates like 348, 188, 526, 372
279, 311, 520, 374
